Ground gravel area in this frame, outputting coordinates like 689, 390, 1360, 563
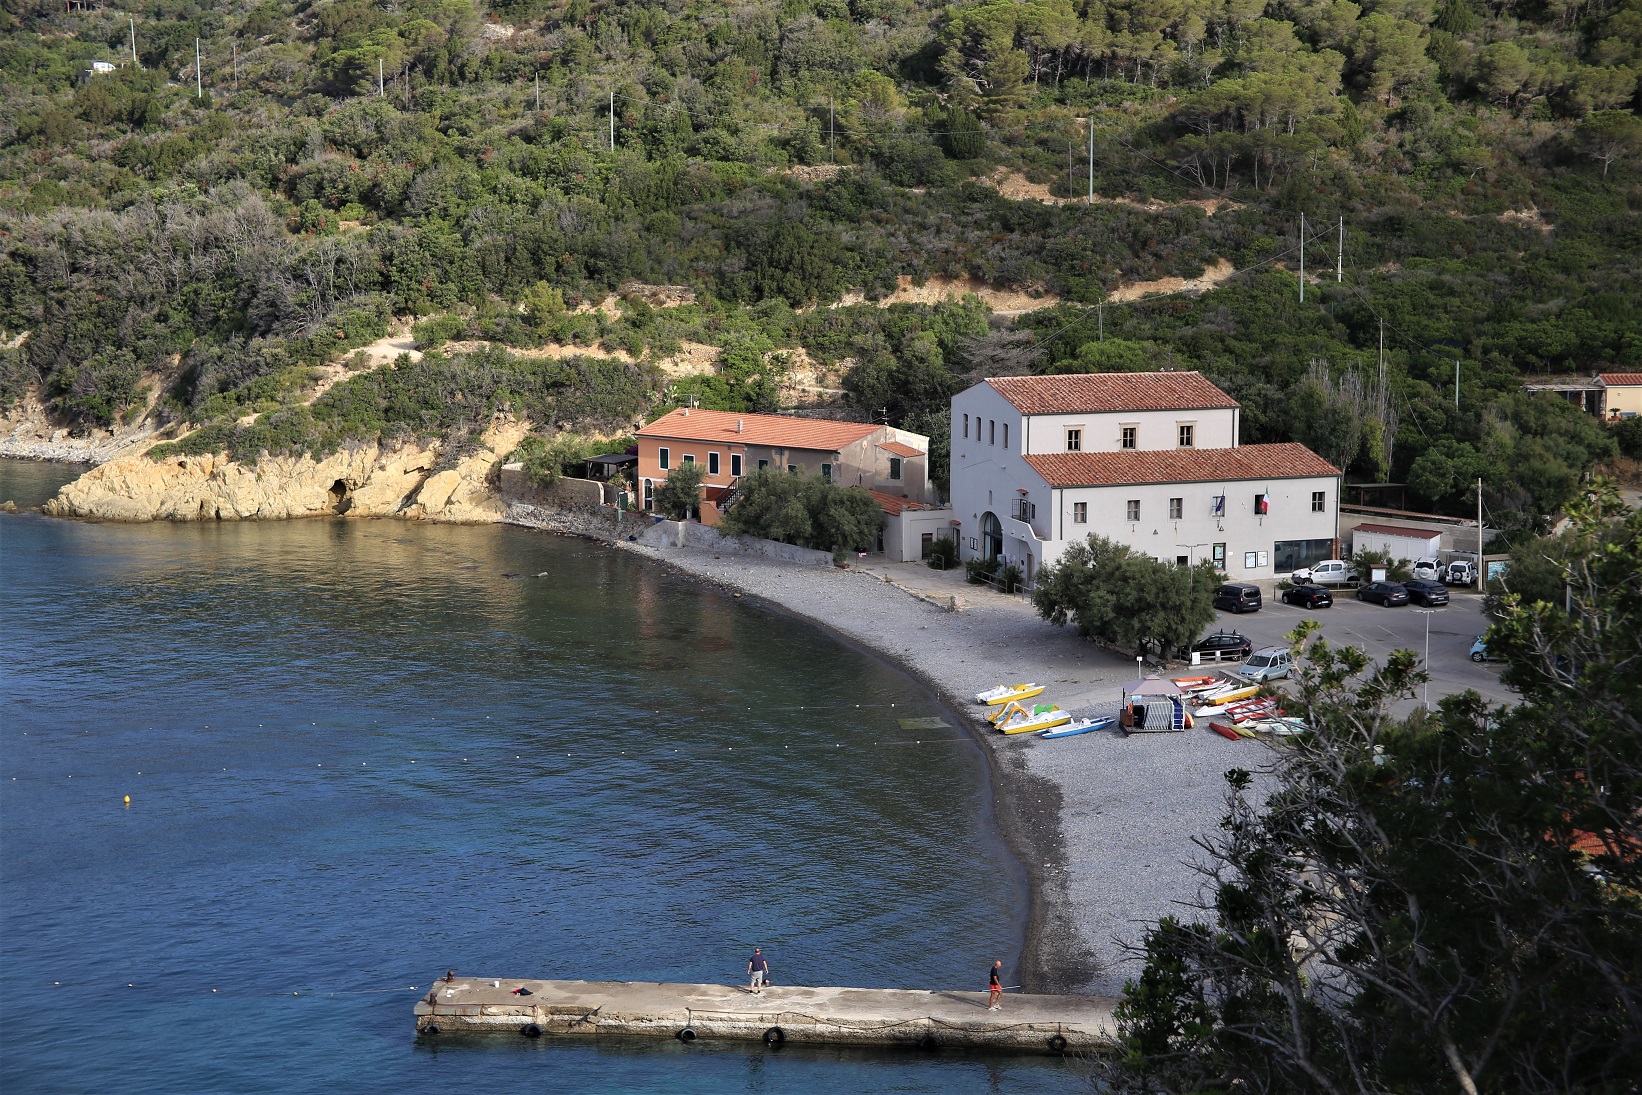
616, 538, 1268, 998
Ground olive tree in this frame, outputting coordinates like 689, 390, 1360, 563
1031, 535, 1220, 660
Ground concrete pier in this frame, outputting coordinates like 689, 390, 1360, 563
414, 978, 1119, 1055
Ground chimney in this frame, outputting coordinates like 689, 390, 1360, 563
737, 418, 744, 433
681, 407, 689, 416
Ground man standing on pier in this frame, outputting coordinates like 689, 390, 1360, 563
748, 948, 770, 994
988, 960, 1003, 1010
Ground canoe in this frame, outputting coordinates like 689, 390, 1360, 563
995, 703, 1072, 735
1039, 715, 1117, 739
1209, 721, 1242, 741
975, 682, 1046, 706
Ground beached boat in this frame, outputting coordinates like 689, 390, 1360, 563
992, 701, 1072, 735
1192, 682, 1261, 709
975, 682, 1046, 706
1245, 716, 1311, 737
1039, 715, 1117, 739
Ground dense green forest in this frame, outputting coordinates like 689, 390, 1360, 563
1, 0, 1638, 529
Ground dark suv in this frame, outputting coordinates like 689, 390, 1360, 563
1402, 579, 1450, 606
1281, 583, 1333, 609
1356, 581, 1410, 606
1212, 583, 1263, 614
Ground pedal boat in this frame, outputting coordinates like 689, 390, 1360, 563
975, 682, 1045, 706
992, 701, 1072, 735
1039, 714, 1117, 739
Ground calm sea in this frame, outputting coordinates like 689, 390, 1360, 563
0, 459, 1087, 1094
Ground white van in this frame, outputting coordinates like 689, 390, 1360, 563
1291, 559, 1360, 586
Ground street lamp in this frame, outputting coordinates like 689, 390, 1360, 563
1413, 608, 1436, 710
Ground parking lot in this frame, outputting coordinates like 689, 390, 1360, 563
1198, 587, 1515, 708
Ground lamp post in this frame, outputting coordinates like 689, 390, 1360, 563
1413, 608, 1435, 710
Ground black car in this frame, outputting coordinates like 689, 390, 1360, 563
1179, 631, 1253, 661
1281, 583, 1333, 609
1356, 581, 1410, 606
1403, 579, 1450, 606
1212, 583, 1263, 614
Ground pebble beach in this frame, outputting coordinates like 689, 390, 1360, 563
617, 537, 1269, 998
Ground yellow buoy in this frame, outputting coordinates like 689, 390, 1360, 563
123, 795, 130, 807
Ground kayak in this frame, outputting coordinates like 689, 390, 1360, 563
975, 682, 1046, 706
1209, 721, 1242, 741
1039, 715, 1117, 739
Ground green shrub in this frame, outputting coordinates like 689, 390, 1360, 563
927, 534, 959, 570
965, 556, 1001, 584
720, 468, 884, 551
653, 459, 707, 520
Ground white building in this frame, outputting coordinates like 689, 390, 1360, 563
949, 372, 1342, 585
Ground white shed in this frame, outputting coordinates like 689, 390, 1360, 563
1351, 522, 1441, 563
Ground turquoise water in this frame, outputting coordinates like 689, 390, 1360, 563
0, 459, 1087, 1093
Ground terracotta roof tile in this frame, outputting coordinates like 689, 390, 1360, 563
638, 408, 879, 451
1024, 443, 1338, 488
878, 441, 924, 458
1598, 372, 1642, 386
986, 371, 1239, 414
1352, 523, 1441, 540
869, 489, 936, 516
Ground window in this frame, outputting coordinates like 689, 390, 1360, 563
1178, 423, 1195, 447
963, 413, 969, 439
1120, 426, 1137, 450
1176, 555, 1189, 566
1169, 497, 1183, 520
682, 453, 695, 465
658, 447, 670, 471
1002, 422, 1009, 448
787, 464, 798, 473
758, 459, 769, 471
1273, 539, 1333, 574
1073, 502, 1088, 523
731, 454, 743, 477
821, 462, 832, 481
1066, 428, 1082, 451
1311, 490, 1325, 513
708, 452, 720, 476
888, 457, 902, 480
1126, 499, 1141, 522
989, 419, 995, 445
643, 479, 654, 507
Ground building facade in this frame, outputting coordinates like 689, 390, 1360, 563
1598, 373, 1642, 419
949, 373, 1341, 585
635, 408, 932, 519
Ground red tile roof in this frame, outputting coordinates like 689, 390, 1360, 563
638, 408, 879, 451
987, 371, 1239, 415
869, 489, 936, 516
878, 441, 924, 458
1598, 373, 1642, 386
1352, 523, 1442, 540
1024, 443, 1338, 488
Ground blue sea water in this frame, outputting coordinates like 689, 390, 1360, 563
0, 459, 1089, 1094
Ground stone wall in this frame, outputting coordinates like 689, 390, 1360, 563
497, 465, 609, 509
638, 519, 836, 565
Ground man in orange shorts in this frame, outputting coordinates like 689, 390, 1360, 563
988, 960, 1003, 1010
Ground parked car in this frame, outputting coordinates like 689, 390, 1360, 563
1238, 647, 1294, 683
1411, 557, 1442, 580
1280, 583, 1333, 609
1444, 559, 1477, 586
1180, 631, 1253, 662
1470, 635, 1495, 662
1212, 583, 1263, 614
1291, 559, 1361, 586
1356, 581, 1410, 606
1403, 579, 1450, 606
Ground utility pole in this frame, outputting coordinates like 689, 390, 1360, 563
534, 73, 540, 113
402, 62, 410, 109
232, 44, 237, 83
828, 98, 834, 163
1454, 360, 1460, 409
1336, 216, 1344, 282
1087, 118, 1094, 204
130, 17, 138, 67
1414, 608, 1434, 710
196, 38, 202, 99
1476, 477, 1484, 589
378, 58, 384, 98
1098, 302, 1103, 341
609, 91, 615, 151
1299, 212, 1305, 302
1378, 318, 1385, 385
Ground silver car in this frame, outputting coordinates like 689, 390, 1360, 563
1238, 647, 1293, 683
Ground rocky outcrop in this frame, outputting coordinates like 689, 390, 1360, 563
43, 421, 527, 523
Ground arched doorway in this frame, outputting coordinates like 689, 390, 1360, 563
980, 512, 1003, 561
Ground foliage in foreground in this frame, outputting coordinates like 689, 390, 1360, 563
1031, 534, 1221, 660
719, 468, 883, 552
652, 458, 706, 521
1106, 488, 1642, 1094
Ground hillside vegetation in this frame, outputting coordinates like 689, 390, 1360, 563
1, 0, 1638, 529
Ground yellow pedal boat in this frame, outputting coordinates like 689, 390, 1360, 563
975, 682, 1046, 706
991, 700, 1072, 735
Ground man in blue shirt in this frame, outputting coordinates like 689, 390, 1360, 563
747, 948, 770, 994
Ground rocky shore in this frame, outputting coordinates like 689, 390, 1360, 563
611, 535, 1263, 999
